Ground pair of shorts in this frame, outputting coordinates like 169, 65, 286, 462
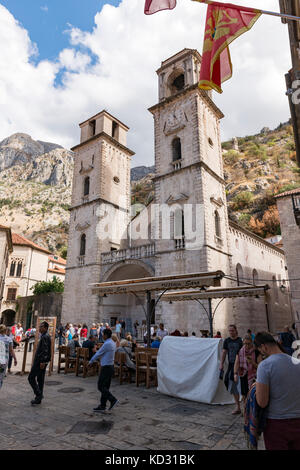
264, 418, 300, 450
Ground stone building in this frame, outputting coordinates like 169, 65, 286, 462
0, 225, 13, 315
0, 233, 65, 326
62, 49, 293, 336
47, 254, 66, 282
280, 0, 300, 166
275, 187, 300, 335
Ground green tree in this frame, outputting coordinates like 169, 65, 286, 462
30, 276, 64, 295
60, 247, 68, 259
232, 191, 254, 210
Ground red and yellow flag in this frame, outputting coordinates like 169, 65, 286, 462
194, 0, 262, 93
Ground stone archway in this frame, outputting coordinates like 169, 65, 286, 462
1, 309, 16, 326
100, 260, 155, 336
102, 259, 154, 282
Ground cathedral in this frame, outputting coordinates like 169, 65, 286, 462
61, 49, 292, 337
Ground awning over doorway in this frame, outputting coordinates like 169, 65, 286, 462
90, 271, 225, 296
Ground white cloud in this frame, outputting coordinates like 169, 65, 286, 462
41, 6, 48, 13
0, 0, 292, 166
59, 49, 91, 72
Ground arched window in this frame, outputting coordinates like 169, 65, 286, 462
80, 234, 86, 256
174, 208, 185, 249
172, 138, 182, 161
215, 211, 221, 239
236, 264, 243, 286
174, 208, 185, 239
172, 74, 185, 92
16, 261, 22, 277
9, 261, 16, 277
272, 275, 279, 302
253, 269, 258, 286
112, 121, 118, 139
83, 177, 90, 196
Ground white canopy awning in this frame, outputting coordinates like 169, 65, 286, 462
161, 285, 269, 302
90, 271, 225, 296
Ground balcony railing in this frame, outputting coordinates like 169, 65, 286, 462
172, 159, 182, 171
78, 255, 85, 266
174, 237, 185, 250
101, 244, 155, 264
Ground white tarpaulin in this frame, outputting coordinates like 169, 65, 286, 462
157, 336, 234, 405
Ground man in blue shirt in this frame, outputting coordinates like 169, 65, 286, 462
151, 333, 161, 349
89, 328, 118, 412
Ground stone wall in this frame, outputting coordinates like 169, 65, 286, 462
16, 292, 63, 329
276, 195, 300, 335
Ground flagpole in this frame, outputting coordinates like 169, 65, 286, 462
261, 10, 300, 22
196, 1, 300, 22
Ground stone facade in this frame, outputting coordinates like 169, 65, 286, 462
0, 225, 13, 317
280, 0, 300, 166
62, 49, 292, 337
276, 188, 300, 335
0, 233, 65, 326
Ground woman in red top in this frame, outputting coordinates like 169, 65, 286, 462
80, 324, 88, 345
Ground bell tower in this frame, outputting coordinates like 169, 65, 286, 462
61, 110, 134, 325
149, 49, 232, 331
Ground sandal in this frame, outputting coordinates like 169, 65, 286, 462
232, 409, 241, 415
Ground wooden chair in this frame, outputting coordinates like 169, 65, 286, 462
146, 352, 158, 389
64, 351, 77, 374
135, 351, 148, 387
136, 347, 158, 354
118, 351, 133, 385
57, 346, 70, 373
114, 351, 121, 378
76, 347, 100, 378
75, 347, 89, 377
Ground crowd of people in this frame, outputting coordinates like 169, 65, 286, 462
219, 324, 300, 450
0, 317, 299, 450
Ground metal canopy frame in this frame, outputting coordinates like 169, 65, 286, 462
90, 271, 225, 346
162, 285, 270, 337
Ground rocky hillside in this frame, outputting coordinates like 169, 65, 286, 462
0, 133, 73, 255
223, 122, 300, 237
131, 121, 300, 239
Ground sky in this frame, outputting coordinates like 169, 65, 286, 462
0, 0, 292, 166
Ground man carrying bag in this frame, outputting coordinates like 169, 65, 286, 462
28, 321, 51, 406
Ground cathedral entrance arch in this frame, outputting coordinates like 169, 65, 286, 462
102, 259, 154, 283
1, 309, 16, 326
100, 260, 155, 336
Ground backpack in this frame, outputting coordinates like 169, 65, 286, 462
0, 340, 7, 366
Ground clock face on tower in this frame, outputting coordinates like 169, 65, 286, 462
164, 107, 188, 136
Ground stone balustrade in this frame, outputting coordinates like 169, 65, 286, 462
101, 244, 155, 264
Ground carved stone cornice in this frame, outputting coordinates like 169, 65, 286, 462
166, 193, 189, 205
79, 164, 94, 175
210, 196, 224, 207
75, 222, 91, 232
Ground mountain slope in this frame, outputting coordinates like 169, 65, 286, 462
0, 133, 73, 254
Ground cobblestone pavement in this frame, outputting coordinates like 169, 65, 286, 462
0, 349, 265, 451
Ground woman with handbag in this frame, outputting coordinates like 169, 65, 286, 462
234, 334, 261, 406
0, 324, 17, 389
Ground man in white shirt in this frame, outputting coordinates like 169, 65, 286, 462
157, 323, 168, 340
